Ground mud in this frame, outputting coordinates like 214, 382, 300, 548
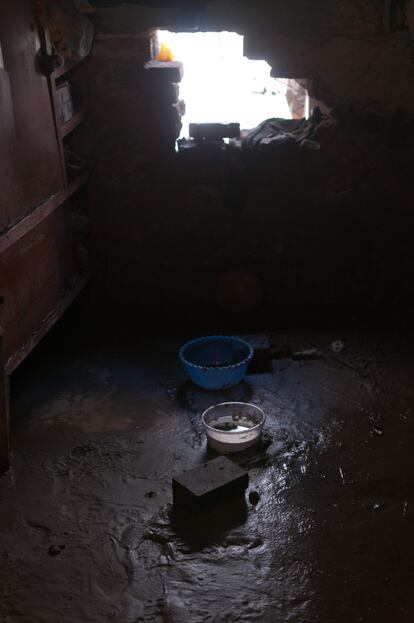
0, 330, 414, 622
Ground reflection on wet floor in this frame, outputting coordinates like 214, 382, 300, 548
171, 498, 249, 549
0, 331, 414, 622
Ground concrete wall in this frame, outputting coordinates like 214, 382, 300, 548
89, 1, 414, 327
95, 0, 414, 114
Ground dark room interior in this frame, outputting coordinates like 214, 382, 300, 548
1, 1, 414, 621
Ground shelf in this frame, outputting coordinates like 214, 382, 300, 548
67, 170, 89, 194
61, 108, 88, 137
0, 172, 89, 255
5, 264, 97, 375
53, 56, 87, 80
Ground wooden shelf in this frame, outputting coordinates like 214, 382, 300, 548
66, 170, 89, 194
5, 264, 97, 375
0, 172, 89, 254
53, 57, 87, 80
61, 108, 88, 137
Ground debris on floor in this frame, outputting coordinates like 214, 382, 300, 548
291, 348, 324, 361
330, 339, 346, 353
248, 490, 260, 506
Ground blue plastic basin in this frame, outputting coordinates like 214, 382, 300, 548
179, 335, 254, 390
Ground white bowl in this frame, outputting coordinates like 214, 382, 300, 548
201, 402, 265, 453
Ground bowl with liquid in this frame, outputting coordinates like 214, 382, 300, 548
201, 402, 265, 453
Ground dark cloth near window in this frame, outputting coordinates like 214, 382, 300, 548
242, 117, 320, 152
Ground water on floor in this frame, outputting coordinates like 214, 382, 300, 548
0, 330, 413, 622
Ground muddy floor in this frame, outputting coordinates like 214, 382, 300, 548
0, 330, 413, 622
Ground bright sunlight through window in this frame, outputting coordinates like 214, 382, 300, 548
157, 31, 309, 139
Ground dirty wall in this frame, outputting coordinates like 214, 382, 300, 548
89, 0, 414, 327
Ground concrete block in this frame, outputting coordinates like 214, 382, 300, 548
172, 456, 248, 513
145, 60, 184, 83
189, 122, 240, 142
168, 82, 180, 103
173, 99, 186, 118
240, 334, 272, 374
145, 81, 180, 103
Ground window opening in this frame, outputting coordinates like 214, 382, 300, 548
156, 30, 309, 139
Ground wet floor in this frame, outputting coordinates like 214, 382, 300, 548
0, 330, 413, 622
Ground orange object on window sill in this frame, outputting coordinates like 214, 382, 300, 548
156, 43, 175, 62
